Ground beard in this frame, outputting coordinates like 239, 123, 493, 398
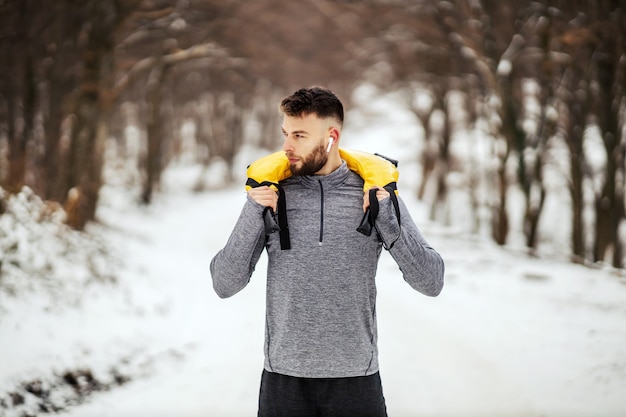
288, 141, 328, 176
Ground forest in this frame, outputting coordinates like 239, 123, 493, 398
0, 0, 625, 268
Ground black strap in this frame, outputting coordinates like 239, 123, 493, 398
262, 207, 280, 234
275, 184, 290, 250
385, 185, 401, 230
357, 189, 378, 236
249, 179, 291, 250
384, 186, 401, 250
356, 184, 401, 248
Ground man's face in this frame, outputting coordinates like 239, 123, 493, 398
281, 113, 330, 176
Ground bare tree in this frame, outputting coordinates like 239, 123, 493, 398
138, 44, 238, 203
2, 0, 623, 268
551, 0, 625, 267
62, 0, 143, 229
588, 2, 625, 267
0, 0, 38, 193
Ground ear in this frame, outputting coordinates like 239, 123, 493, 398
328, 126, 341, 143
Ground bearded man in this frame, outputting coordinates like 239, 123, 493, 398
211, 86, 445, 417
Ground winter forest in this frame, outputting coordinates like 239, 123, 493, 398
1, 0, 624, 267
1, 0, 626, 416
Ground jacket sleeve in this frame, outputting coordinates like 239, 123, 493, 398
210, 195, 267, 298
374, 196, 445, 296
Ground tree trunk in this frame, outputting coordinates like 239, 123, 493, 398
491, 90, 518, 246
4, 0, 36, 193
142, 63, 167, 204
64, 1, 118, 229
559, 62, 589, 264
492, 159, 509, 245
592, 30, 624, 268
569, 147, 586, 263
40, 23, 78, 203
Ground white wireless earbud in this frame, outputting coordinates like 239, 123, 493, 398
326, 137, 334, 153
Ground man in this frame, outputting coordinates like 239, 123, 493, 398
211, 86, 444, 417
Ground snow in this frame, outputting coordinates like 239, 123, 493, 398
496, 59, 513, 77
1, 89, 626, 417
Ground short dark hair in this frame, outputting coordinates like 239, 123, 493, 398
279, 86, 344, 126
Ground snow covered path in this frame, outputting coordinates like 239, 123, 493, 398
2, 178, 625, 417
55, 182, 626, 417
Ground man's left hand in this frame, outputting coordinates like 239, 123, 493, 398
362, 186, 390, 212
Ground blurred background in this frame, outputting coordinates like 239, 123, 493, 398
1, 1, 626, 415
0, 0, 624, 267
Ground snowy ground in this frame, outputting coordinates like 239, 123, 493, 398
2, 169, 625, 417
1, 87, 626, 417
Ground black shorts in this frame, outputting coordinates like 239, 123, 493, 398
258, 369, 388, 417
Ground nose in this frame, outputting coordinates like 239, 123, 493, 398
282, 135, 294, 153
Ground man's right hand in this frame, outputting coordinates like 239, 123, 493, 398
248, 186, 278, 212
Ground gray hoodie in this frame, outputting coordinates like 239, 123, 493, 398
210, 161, 444, 378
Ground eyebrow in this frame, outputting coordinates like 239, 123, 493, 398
282, 128, 310, 136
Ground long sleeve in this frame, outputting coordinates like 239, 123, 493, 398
374, 196, 444, 296
210, 196, 267, 298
